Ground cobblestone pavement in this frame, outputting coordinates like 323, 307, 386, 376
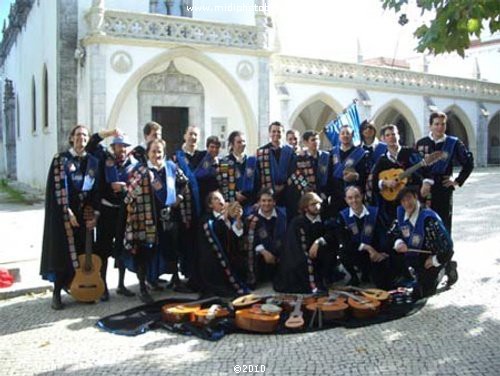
1, 169, 500, 375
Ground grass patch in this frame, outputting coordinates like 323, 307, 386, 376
0, 179, 32, 204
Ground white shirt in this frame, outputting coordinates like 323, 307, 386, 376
349, 205, 371, 251
231, 152, 245, 164
69, 147, 87, 158
212, 211, 244, 237
429, 132, 446, 144
181, 143, 196, 156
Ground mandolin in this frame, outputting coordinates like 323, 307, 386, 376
232, 294, 270, 310
69, 206, 105, 302
193, 305, 230, 325
379, 151, 444, 201
284, 297, 305, 329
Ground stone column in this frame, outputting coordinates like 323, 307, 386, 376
88, 44, 107, 132
258, 57, 270, 146
3, 79, 16, 178
476, 103, 489, 167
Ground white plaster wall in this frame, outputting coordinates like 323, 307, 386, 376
193, 0, 256, 25
1, 2, 58, 188
110, 50, 255, 151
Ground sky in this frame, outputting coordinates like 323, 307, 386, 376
0, 0, 14, 31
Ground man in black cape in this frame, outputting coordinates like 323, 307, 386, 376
274, 192, 335, 293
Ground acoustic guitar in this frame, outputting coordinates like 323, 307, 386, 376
379, 151, 444, 201
234, 304, 281, 333
69, 206, 105, 302
284, 297, 305, 329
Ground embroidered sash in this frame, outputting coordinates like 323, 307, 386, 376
204, 219, 250, 295
53, 154, 79, 269
397, 206, 441, 252
105, 156, 136, 183
176, 150, 202, 216
123, 165, 157, 254
340, 206, 378, 246
332, 146, 366, 179
257, 145, 293, 188
431, 136, 458, 175
151, 161, 177, 207
299, 227, 318, 293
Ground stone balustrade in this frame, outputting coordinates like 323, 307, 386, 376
274, 55, 500, 102
99, 9, 266, 50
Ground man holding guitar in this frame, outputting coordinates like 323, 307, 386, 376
372, 124, 436, 228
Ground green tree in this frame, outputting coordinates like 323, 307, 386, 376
381, 0, 500, 57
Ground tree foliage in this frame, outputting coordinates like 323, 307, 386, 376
381, 0, 500, 57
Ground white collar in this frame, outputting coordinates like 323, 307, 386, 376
212, 210, 223, 219
69, 147, 87, 158
363, 138, 379, 148
306, 149, 319, 158
258, 208, 277, 220
404, 201, 421, 227
182, 144, 197, 156
305, 213, 322, 223
147, 159, 165, 170
349, 205, 370, 219
340, 144, 354, 152
429, 132, 446, 144
231, 152, 245, 164
386, 145, 402, 162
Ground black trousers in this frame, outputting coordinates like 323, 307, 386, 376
430, 184, 454, 234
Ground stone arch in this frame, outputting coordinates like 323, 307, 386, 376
138, 61, 204, 153
443, 105, 476, 150
107, 46, 257, 149
289, 92, 343, 131
372, 99, 422, 147
487, 111, 500, 165
289, 92, 343, 146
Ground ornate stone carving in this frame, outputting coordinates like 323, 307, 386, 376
139, 61, 203, 94
236, 60, 254, 81
87, 0, 106, 36
110, 51, 133, 73
274, 56, 500, 102
102, 9, 263, 49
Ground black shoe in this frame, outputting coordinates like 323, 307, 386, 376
445, 261, 458, 287
116, 286, 136, 297
139, 290, 154, 304
100, 289, 110, 302
173, 281, 195, 293
51, 293, 64, 310
147, 281, 163, 291
347, 276, 361, 287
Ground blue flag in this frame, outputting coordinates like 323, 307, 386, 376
324, 102, 361, 147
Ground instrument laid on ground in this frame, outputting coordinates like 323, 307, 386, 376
336, 286, 391, 304
193, 305, 230, 325
338, 291, 381, 319
69, 206, 105, 302
305, 294, 349, 325
232, 294, 269, 310
284, 297, 305, 329
162, 304, 202, 324
379, 151, 444, 201
235, 305, 281, 333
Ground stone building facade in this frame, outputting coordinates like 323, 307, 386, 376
1, 0, 500, 187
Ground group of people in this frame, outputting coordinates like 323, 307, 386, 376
41, 111, 473, 310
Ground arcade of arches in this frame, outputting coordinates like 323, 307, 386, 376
291, 100, 338, 147
488, 112, 500, 165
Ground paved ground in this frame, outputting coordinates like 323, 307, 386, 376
1, 169, 500, 375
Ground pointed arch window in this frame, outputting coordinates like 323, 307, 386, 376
43, 65, 49, 129
32, 76, 37, 133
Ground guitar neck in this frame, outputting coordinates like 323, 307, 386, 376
398, 160, 425, 180
85, 229, 93, 267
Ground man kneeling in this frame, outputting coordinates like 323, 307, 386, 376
391, 187, 456, 299
274, 192, 334, 293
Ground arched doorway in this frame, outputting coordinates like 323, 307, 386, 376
445, 111, 469, 147
374, 107, 416, 147
138, 61, 204, 154
488, 112, 500, 165
290, 94, 343, 148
